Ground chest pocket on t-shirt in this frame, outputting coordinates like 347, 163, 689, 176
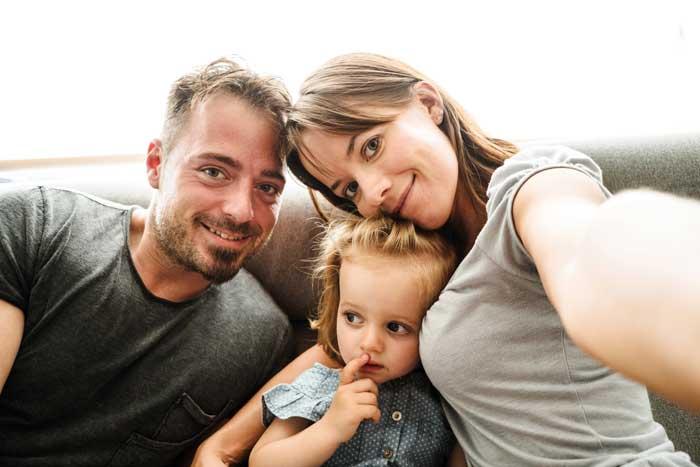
107, 393, 235, 467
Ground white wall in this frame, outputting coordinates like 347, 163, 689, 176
1, 0, 698, 161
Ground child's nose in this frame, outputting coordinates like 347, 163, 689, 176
359, 327, 383, 353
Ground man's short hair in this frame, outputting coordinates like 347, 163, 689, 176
162, 57, 291, 161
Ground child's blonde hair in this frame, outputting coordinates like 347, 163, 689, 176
312, 215, 458, 363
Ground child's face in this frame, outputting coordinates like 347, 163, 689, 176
336, 254, 426, 385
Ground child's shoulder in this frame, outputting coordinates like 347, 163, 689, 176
262, 363, 340, 426
293, 362, 341, 392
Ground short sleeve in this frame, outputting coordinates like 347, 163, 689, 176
0, 186, 45, 311
261, 363, 340, 427
478, 146, 611, 278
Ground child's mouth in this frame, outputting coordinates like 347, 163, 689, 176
362, 363, 384, 372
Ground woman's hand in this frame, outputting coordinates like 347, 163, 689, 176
318, 354, 381, 443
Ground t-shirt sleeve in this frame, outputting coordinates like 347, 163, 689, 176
0, 186, 46, 311
477, 145, 611, 279
261, 363, 339, 427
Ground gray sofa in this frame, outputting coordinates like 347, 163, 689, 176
5, 132, 699, 461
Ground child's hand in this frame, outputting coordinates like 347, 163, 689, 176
320, 353, 381, 443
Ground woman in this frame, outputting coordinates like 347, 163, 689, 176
193, 53, 699, 466
286, 53, 699, 466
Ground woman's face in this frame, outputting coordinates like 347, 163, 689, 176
299, 97, 459, 230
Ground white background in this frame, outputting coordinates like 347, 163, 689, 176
1, 0, 698, 161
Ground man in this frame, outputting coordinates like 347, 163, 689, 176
0, 58, 294, 466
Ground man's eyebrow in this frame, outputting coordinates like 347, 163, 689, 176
195, 153, 241, 169
195, 154, 285, 183
262, 169, 285, 183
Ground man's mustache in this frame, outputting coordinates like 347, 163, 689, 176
196, 214, 262, 238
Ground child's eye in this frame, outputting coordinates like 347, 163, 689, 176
387, 322, 409, 334
344, 311, 362, 324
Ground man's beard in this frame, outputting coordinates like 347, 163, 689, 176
152, 205, 265, 284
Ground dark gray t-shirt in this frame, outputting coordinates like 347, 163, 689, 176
0, 186, 293, 467
420, 147, 694, 467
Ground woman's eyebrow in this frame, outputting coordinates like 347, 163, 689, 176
346, 134, 358, 157
328, 134, 362, 191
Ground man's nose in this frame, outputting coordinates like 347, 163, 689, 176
222, 183, 255, 223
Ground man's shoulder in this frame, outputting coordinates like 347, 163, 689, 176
1, 184, 132, 212
0, 183, 44, 206
45, 185, 133, 211
1, 185, 134, 252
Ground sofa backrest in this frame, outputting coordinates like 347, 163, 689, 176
250, 132, 700, 322
4, 132, 698, 460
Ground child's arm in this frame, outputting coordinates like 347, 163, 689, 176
446, 444, 467, 467
249, 416, 339, 467
249, 354, 380, 467
191, 344, 338, 466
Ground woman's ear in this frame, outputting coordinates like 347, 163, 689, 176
413, 81, 445, 125
146, 139, 164, 189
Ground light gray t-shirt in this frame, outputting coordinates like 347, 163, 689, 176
420, 146, 694, 467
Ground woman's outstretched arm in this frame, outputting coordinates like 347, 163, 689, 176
514, 168, 700, 411
190, 344, 338, 466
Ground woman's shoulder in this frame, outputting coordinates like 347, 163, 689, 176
486, 145, 604, 215
461, 145, 608, 279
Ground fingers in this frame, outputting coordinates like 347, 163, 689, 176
353, 391, 378, 407
344, 377, 379, 397
335, 355, 381, 425
371, 407, 381, 423
358, 404, 382, 424
339, 353, 370, 385
337, 381, 380, 423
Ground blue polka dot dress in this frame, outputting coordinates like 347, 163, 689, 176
263, 363, 455, 466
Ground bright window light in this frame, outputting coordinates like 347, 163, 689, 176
1, 0, 698, 161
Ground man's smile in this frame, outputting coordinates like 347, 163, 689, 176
202, 222, 253, 241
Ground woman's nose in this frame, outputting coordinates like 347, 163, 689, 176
356, 172, 391, 216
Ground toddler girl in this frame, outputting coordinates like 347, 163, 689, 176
250, 215, 464, 466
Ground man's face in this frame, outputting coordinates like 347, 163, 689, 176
149, 93, 285, 283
